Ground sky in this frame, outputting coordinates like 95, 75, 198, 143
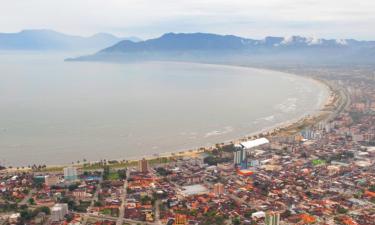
1, 0, 375, 40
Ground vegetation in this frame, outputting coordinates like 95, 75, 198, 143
94, 200, 104, 207
337, 206, 348, 214
28, 198, 36, 205
312, 159, 326, 166
68, 183, 79, 191
140, 195, 154, 205
0, 202, 18, 212
156, 167, 172, 176
204, 155, 231, 166
103, 166, 119, 180
232, 217, 241, 225
200, 210, 227, 225
100, 208, 111, 215
324, 151, 354, 163
59, 196, 90, 212
214, 144, 236, 153
117, 169, 127, 179
65, 214, 74, 222
19, 206, 51, 223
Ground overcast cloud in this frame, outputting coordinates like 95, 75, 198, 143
1, 0, 374, 39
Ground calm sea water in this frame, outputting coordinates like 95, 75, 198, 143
0, 52, 328, 166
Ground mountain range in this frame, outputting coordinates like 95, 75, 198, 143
0, 29, 141, 51
1, 30, 374, 64
69, 32, 375, 64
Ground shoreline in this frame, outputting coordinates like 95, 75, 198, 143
1, 65, 338, 173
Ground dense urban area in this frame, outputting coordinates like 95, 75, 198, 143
1, 65, 374, 225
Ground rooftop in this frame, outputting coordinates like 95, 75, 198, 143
237, 138, 270, 149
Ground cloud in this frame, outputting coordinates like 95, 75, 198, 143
0, 0, 374, 39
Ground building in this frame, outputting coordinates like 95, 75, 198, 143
73, 190, 92, 200
51, 203, 69, 222
8, 213, 20, 224
234, 138, 269, 167
180, 184, 209, 197
34, 212, 47, 225
237, 169, 254, 176
138, 158, 149, 173
143, 210, 153, 222
186, 175, 203, 185
233, 147, 246, 166
239, 138, 269, 150
174, 214, 187, 225
265, 212, 280, 225
63, 167, 78, 181
213, 182, 224, 196
249, 160, 260, 167
301, 129, 315, 140
45, 175, 60, 186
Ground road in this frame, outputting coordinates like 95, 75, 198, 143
154, 200, 162, 225
116, 169, 129, 225
79, 169, 154, 225
78, 213, 156, 225
82, 181, 102, 225
325, 81, 351, 123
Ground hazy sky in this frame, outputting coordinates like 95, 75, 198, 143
1, 0, 375, 39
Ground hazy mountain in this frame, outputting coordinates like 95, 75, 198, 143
69, 32, 375, 64
101, 33, 255, 52
0, 29, 141, 51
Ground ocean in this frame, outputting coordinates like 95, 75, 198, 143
0, 52, 328, 166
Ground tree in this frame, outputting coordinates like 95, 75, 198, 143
20, 210, 32, 221
19, 205, 28, 210
65, 214, 74, 222
37, 206, 51, 215
232, 217, 241, 225
68, 183, 79, 191
140, 195, 152, 205
28, 198, 36, 205
156, 167, 171, 176
94, 201, 103, 207
117, 169, 127, 180
337, 206, 348, 214
103, 165, 110, 180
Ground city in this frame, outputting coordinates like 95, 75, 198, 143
1, 65, 374, 225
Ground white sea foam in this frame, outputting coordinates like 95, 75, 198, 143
275, 98, 297, 113
204, 126, 234, 137
262, 115, 275, 121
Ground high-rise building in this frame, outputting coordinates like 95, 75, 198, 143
213, 182, 224, 196
234, 138, 270, 168
51, 203, 69, 222
63, 167, 78, 181
233, 147, 246, 165
138, 158, 149, 173
265, 212, 280, 225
